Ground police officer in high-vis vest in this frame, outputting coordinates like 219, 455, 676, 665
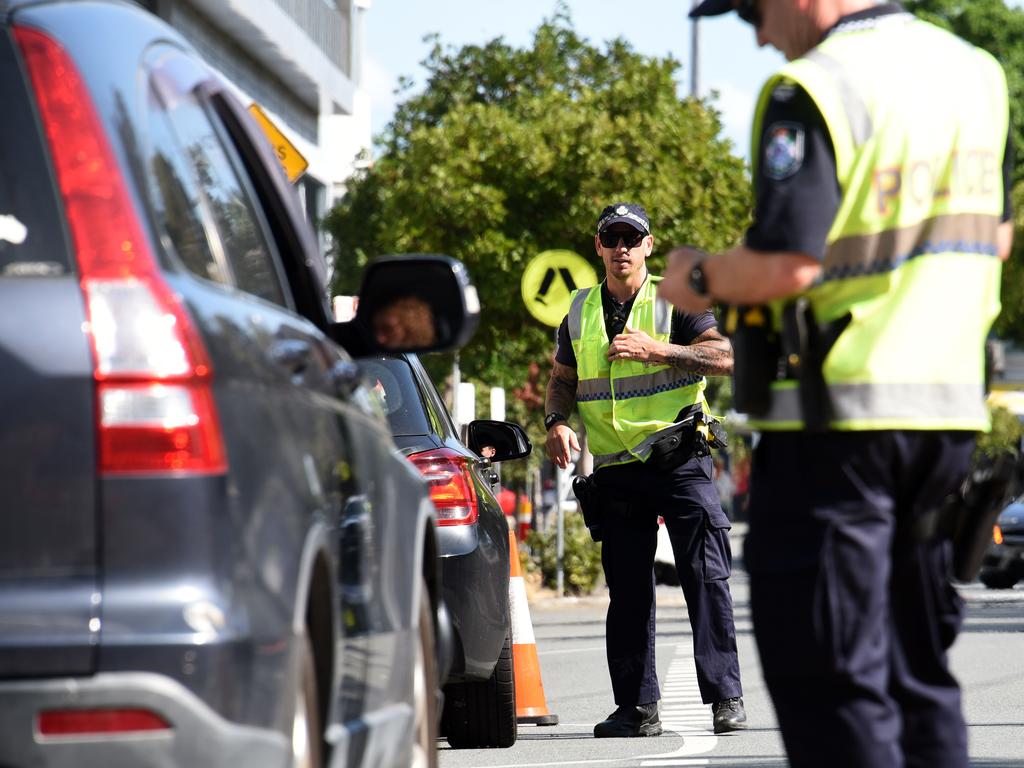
545, 202, 746, 737
660, 2, 1013, 766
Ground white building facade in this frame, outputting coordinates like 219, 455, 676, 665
139, 0, 373, 251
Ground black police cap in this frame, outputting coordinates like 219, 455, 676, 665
689, 0, 735, 18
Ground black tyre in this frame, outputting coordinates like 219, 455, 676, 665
979, 569, 1020, 589
442, 623, 517, 748
413, 578, 440, 768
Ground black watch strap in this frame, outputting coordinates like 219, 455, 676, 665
688, 259, 710, 298
544, 412, 567, 431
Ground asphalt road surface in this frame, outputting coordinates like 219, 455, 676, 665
439, 525, 1024, 768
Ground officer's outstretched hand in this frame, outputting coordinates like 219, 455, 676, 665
607, 326, 662, 365
546, 423, 579, 469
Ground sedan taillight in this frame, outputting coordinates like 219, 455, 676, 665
408, 448, 478, 526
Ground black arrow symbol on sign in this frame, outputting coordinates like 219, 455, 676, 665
534, 267, 578, 305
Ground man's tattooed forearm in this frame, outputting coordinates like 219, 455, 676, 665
545, 375, 578, 415
662, 343, 734, 376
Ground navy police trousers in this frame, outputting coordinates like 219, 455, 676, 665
595, 454, 743, 706
746, 431, 974, 768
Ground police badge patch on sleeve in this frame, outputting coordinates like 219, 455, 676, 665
763, 122, 805, 180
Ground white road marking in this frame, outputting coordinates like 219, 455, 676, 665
471, 644, 722, 768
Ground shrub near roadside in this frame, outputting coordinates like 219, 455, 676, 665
526, 511, 603, 596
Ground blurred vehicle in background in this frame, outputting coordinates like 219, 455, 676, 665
0, 2, 480, 766
979, 497, 1024, 589
358, 354, 531, 749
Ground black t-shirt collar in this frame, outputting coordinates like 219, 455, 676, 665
822, 2, 909, 42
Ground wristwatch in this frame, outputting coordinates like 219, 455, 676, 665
688, 259, 710, 299
544, 412, 567, 431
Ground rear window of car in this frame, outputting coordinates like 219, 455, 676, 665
359, 356, 431, 436
0, 36, 70, 277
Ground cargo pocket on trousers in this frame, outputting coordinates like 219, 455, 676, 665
702, 518, 733, 582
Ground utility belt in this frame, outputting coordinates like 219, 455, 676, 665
572, 411, 728, 542
911, 450, 1021, 582
723, 299, 850, 431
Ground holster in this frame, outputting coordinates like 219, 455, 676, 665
780, 299, 851, 432
913, 451, 1020, 582
722, 304, 778, 416
572, 474, 628, 543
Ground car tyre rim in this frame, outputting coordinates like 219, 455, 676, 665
292, 636, 322, 768
412, 580, 439, 768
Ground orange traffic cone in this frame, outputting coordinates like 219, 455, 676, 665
508, 529, 559, 726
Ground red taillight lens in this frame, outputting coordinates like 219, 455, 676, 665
37, 708, 171, 736
408, 448, 479, 526
16, 26, 226, 476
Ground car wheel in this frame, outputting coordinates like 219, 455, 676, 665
292, 635, 323, 768
979, 569, 1020, 589
412, 578, 439, 768
442, 619, 517, 749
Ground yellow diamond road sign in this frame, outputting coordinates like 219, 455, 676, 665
247, 103, 309, 184
521, 250, 598, 328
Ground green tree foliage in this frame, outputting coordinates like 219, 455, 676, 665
324, 8, 750, 459
525, 511, 603, 595
903, 1, 1024, 343
976, 406, 1024, 461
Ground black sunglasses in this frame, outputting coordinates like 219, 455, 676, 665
736, 0, 762, 28
599, 229, 646, 249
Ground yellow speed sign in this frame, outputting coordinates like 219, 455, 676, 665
520, 250, 598, 327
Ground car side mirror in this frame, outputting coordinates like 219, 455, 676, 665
339, 254, 479, 355
467, 420, 532, 463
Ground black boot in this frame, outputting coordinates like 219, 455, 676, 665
594, 703, 663, 738
712, 697, 748, 733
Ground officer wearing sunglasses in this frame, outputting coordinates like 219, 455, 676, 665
544, 202, 747, 737
660, 2, 1014, 767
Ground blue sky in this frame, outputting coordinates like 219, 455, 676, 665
363, 0, 783, 160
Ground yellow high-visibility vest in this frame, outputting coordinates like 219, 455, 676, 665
568, 276, 707, 469
747, 12, 1007, 431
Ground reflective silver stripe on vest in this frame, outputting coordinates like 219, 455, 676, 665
591, 421, 683, 470
803, 48, 874, 147
576, 369, 702, 403
567, 287, 593, 341
614, 369, 703, 401
759, 381, 988, 425
654, 297, 672, 336
577, 376, 613, 402
823, 212, 1000, 282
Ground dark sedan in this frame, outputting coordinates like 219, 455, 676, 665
0, 2, 478, 766
979, 498, 1024, 589
358, 354, 531, 749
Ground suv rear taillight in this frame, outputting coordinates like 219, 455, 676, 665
408, 448, 479, 526
16, 26, 226, 475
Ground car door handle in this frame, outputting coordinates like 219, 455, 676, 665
270, 339, 312, 375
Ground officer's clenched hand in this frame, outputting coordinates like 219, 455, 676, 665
546, 423, 580, 469
607, 326, 663, 364
658, 247, 713, 314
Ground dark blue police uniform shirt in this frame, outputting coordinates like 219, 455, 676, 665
554, 279, 717, 367
746, 2, 1014, 260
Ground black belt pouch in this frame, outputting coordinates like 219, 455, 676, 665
648, 419, 697, 472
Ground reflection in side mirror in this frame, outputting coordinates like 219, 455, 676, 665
467, 420, 532, 463
352, 254, 480, 355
